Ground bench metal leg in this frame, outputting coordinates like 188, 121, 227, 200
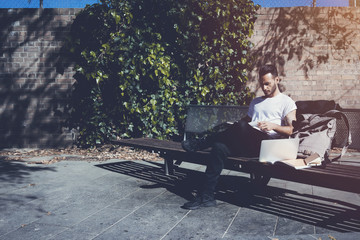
249, 172, 271, 187
164, 157, 174, 175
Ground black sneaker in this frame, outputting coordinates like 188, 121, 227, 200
182, 194, 217, 210
181, 138, 210, 152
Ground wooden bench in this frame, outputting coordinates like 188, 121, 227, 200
111, 105, 360, 194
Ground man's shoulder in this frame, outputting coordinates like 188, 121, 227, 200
250, 93, 295, 107
251, 96, 265, 103
278, 93, 295, 102
278, 93, 297, 112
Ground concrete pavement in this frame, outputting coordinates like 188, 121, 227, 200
1, 153, 360, 240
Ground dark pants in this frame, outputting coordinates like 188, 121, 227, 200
203, 119, 270, 195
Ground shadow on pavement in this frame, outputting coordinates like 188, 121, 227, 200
0, 156, 56, 184
216, 176, 360, 233
96, 160, 360, 233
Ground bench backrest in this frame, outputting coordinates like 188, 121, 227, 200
338, 109, 360, 150
184, 105, 248, 139
184, 105, 360, 150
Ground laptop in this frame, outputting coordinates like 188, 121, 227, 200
259, 138, 300, 163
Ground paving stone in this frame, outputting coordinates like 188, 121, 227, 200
222, 235, 273, 240
312, 186, 360, 206
94, 201, 189, 240
268, 178, 287, 189
33, 184, 141, 228
0, 205, 48, 237
152, 190, 190, 206
48, 208, 134, 240
274, 217, 315, 235
314, 232, 360, 240
35, 202, 110, 228
268, 234, 324, 240
1, 158, 360, 239
163, 202, 239, 240
0, 222, 67, 240
283, 181, 314, 195
224, 207, 277, 237
48, 231, 94, 240
0, 160, 56, 188
107, 187, 167, 211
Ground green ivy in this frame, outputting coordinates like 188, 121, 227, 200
64, 0, 259, 147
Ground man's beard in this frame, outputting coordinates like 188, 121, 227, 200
264, 85, 277, 97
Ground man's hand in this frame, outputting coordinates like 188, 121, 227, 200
257, 110, 296, 136
257, 121, 277, 132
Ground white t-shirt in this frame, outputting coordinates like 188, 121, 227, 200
247, 93, 297, 138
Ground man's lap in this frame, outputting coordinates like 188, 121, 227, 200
216, 119, 269, 157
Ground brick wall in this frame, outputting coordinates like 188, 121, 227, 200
1, 7, 359, 148
249, 7, 360, 108
0, 8, 80, 148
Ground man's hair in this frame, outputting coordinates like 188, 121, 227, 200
259, 64, 278, 78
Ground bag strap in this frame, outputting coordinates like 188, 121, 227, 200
293, 114, 334, 134
322, 110, 352, 158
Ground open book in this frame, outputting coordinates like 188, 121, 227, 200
275, 153, 322, 169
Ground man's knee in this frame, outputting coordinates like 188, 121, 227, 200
211, 142, 231, 159
225, 120, 251, 139
237, 119, 249, 127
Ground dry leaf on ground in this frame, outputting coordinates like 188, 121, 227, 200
0, 144, 164, 164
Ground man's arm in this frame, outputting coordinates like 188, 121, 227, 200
257, 110, 296, 136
